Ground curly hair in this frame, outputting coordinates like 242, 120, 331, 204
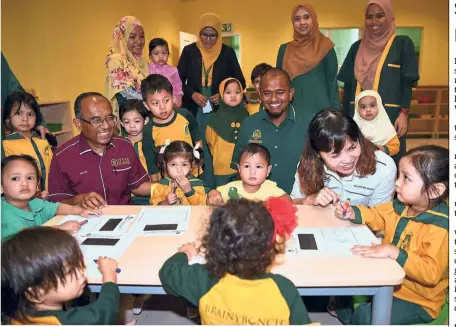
200, 199, 281, 279
298, 109, 377, 195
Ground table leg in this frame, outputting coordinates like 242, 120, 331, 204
371, 286, 393, 325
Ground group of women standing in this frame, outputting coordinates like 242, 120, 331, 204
104, 0, 418, 166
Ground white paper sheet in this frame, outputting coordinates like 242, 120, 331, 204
130, 206, 191, 236
79, 235, 136, 278
202, 100, 213, 113
291, 226, 379, 256
59, 215, 136, 238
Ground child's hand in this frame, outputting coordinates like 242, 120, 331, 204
58, 221, 81, 233
178, 242, 198, 260
334, 202, 355, 220
351, 243, 399, 259
166, 191, 178, 205
175, 176, 191, 193
36, 190, 49, 200
96, 256, 118, 283
175, 96, 182, 108
79, 208, 103, 217
307, 187, 340, 207
207, 190, 224, 206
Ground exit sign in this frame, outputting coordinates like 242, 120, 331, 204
222, 23, 233, 32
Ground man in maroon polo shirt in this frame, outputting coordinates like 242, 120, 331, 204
48, 92, 151, 209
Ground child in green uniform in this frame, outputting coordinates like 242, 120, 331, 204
119, 99, 151, 206
211, 143, 288, 204
150, 140, 206, 205
141, 74, 202, 181
334, 145, 449, 324
159, 197, 311, 325
206, 78, 249, 187
1, 227, 120, 325
2, 91, 53, 198
120, 99, 150, 172
1, 155, 101, 240
246, 63, 272, 115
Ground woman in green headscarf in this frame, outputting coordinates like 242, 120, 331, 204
206, 78, 249, 187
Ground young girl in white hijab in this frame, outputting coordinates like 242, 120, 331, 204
354, 90, 399, 156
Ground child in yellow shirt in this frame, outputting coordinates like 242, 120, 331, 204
141, 74, 202, 181
246, 63, 272, 115
210, 143, 288, 204
334, 145, 448, 324
2, 91, 53, 198
120, 99, 150, 172
150, 140, 206, 205
206, 78, 249, 187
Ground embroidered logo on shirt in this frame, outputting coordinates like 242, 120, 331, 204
184, 125, 190, 136
249, 129, 263, 144
80, 170, 88, 175
399, 232, 412, 251
111, 158, 131, 167
44, 146, 50, 155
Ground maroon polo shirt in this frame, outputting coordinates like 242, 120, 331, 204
48, 134, 149, 205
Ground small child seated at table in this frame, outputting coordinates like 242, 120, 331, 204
353, 90, 400, 156
334, 145, 449, 324
1, 155, 101, 240
159, 197, 311, 325
210, 143, 288, 204
150, 140, 206, 205
1, 227, 120, 325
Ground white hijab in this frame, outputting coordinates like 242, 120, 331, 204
354, 90, 397, 146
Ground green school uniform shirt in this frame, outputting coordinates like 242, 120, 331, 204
231, 105, 311, 194
159, 252, 311, 325
1, 198, 60, 240
338, 35, 419, 121
277, 46, 341, 115
142, 108, 201, 175
14, 282, 120, 325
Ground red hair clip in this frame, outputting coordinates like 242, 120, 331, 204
265, 197, 298, 243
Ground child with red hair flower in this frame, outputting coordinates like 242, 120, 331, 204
159, 198, 310, 325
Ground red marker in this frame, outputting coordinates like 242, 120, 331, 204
80, 220, 88, 226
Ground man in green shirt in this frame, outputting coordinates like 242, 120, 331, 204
208, 68, 313, 202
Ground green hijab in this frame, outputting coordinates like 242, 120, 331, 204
207, 78, 249, 143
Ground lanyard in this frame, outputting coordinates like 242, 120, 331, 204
202, 62, 213, 88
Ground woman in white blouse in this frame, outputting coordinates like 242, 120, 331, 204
291, 109, 396, 207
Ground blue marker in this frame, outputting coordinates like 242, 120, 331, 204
93, 259, 121, 273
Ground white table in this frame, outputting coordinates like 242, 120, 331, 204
47, 205, 405, 325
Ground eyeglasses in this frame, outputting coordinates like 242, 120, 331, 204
200, 33, 218, 41
79, 115, 117, 128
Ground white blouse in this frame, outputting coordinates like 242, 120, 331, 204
290, 150, 397, 207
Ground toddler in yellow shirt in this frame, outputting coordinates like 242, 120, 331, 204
211, 143, 288, 204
